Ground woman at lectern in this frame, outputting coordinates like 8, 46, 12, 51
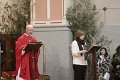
71, 30, 87, 80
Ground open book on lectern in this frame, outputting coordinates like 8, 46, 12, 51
86, 45, 101, 53
24, 42, 43, 51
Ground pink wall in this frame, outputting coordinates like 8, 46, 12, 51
35, 0, 63, 21
50, 0, 62, 20
35, 0, 47, 21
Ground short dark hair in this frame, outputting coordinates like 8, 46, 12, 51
116, 45, 120, 53
99, 47, 108, 58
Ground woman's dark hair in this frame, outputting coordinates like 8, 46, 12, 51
99, 47, 108, 58
116, 45, 120, 54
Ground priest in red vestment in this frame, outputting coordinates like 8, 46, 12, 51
15, 25, 40, 80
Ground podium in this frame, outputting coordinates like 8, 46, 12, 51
25, 42, 43, 80
25, 42, 43, 51
86, 45, 101, 80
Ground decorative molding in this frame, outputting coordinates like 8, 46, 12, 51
62, 0, 64, 18
47, 0, 50, 20
35, 21, 47, 24
31, 0, 36, 22
50, 20, 62, 23
33, 19, 69, 27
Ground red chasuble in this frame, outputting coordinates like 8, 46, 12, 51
15, 33, 40, 80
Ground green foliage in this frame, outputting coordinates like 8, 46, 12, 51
0, 0, 31, 71
66, 0, 111, 47
0, 0, 31, 41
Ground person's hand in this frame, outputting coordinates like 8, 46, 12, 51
82, 50, 87, 53
78, 50, 87, 56
22, 46, 26, 55
116, 65, 120, 69
22, 49, 25, 55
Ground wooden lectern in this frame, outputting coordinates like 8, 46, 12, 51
25, 42, 43, 80
87, 45, 101, 80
